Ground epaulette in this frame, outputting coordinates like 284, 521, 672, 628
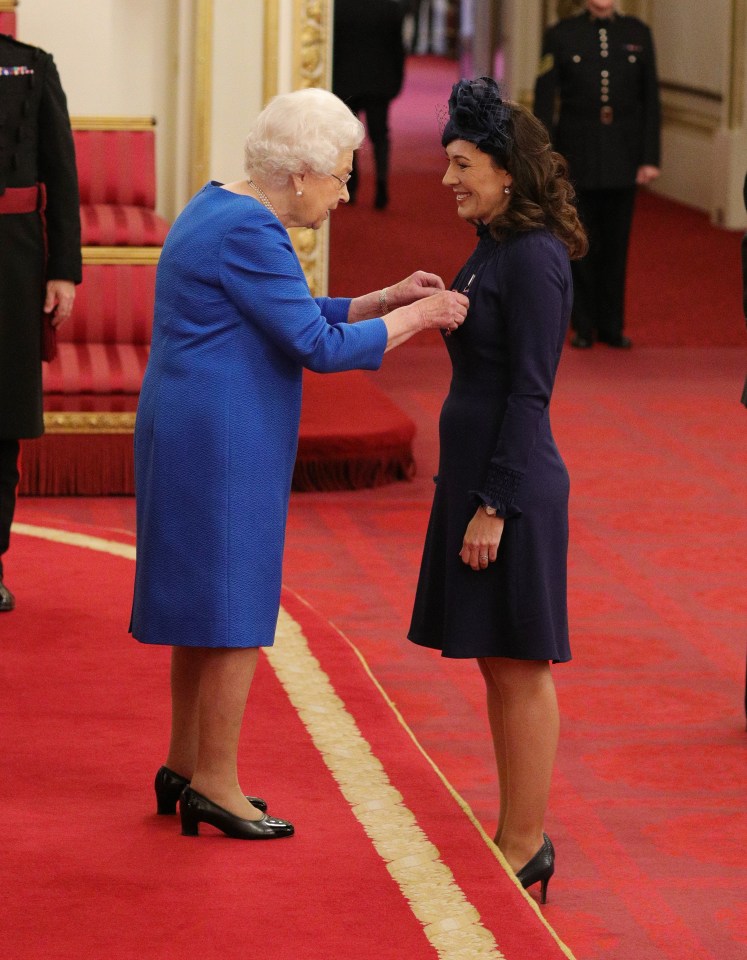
0, 33, 49, 56
537, 53, 554, 77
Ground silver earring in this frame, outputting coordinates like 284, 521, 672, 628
503, 186, 511, 195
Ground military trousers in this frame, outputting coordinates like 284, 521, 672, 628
0, 438, 20, 577
571, 186, 637, 342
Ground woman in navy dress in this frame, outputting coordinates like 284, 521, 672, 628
409, 78, 587, 898
130, 87, 468, 841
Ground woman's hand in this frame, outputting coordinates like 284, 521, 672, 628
413, 289, 468, 332
382, 290, 467, 350
387, 271, 445, 308
459, 508, 504, 571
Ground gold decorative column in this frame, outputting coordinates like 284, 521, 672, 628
288, 0, 333, 296
191, 0, 214, 195
263, 0, 280, 104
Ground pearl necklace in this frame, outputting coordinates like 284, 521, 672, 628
247, 179, 278, 218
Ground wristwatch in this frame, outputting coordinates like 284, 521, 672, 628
481, 503, 499, 517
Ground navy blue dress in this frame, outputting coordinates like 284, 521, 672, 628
409, 227, 572, 662
130, 183, 387, 648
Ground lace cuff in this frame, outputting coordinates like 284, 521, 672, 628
470, 465, 523, 518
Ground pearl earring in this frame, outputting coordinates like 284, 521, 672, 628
503, 186, 511, 195
296, 190, 303, 196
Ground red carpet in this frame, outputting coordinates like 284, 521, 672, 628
10, 343, 746, 960
2, 522, 572, 960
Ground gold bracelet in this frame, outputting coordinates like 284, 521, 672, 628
379, 287, 389, 315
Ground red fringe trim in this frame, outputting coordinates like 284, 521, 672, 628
291, 450, 416, 492
19, 436, 416, 496
19, 435, 136, 496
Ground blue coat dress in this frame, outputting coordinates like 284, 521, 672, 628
408, 228, 573, 663
130, 183, 387, 648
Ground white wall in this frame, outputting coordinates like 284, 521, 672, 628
647, 0, 746, 227
210, 0, 265, 186
15, 0, 269, 220
653, 0, 728, 94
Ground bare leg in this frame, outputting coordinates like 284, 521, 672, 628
169, 646, 263, 821
165, 646, 206, 779
478, 658, 508, 844
480, 657, 559, 873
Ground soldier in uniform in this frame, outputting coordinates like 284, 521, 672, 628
0, 32, 81, 611
333, 0, 406, 209
534, 0, 661, 349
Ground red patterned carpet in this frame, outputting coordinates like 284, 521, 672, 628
9, 344, 746, 960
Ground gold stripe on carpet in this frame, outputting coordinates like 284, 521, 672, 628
269, 607, 505, 959
336, 621, 578, 960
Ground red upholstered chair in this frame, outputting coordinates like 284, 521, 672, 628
20, 118, 166, 495
43, 258, 156, 398
0, 7, 16, 36
73, 121, 170, 246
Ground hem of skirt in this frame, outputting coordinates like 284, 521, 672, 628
408, 632, 571, 663
132, 633, 275, 649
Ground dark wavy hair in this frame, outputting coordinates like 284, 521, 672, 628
442, 79, 587, 260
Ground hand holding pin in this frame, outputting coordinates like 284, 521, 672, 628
445, 274, 475, 336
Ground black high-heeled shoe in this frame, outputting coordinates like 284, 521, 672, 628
179, 786, 294, 839
154, 766, 267, 815
516, 833, 555, 904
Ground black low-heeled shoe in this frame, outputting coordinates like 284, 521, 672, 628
154, 766, 267, 815
516, 833, 555, 904
179, 786, 294, 839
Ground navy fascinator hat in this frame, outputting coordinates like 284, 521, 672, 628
441, 76, 512, 160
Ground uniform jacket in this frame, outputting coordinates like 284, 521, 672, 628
533, 12, 661, 191
333, 0, 406, 103
0, 34, 81, 438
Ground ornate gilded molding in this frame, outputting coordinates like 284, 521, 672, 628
191, 0, 213, 195
290, 0, 332, 296
0, 0, 18, 10
43, 412, 136, 435
82, 247, 161, 266
294, 0, 327, 88
263, 0, 280, 104
71, 116, 156, 131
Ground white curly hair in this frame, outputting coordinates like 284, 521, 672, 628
244, 88, 364, 186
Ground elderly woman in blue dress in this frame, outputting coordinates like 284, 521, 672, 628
130, 88, 468, 840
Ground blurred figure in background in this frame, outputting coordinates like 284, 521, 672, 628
534, 0, 661, 349
333, 0, 406, 209
0, 32, 81, 612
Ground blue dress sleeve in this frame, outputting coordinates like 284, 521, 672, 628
219, 215, 387, 372
316, 297, 353, 325
473, 233, 570, 517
